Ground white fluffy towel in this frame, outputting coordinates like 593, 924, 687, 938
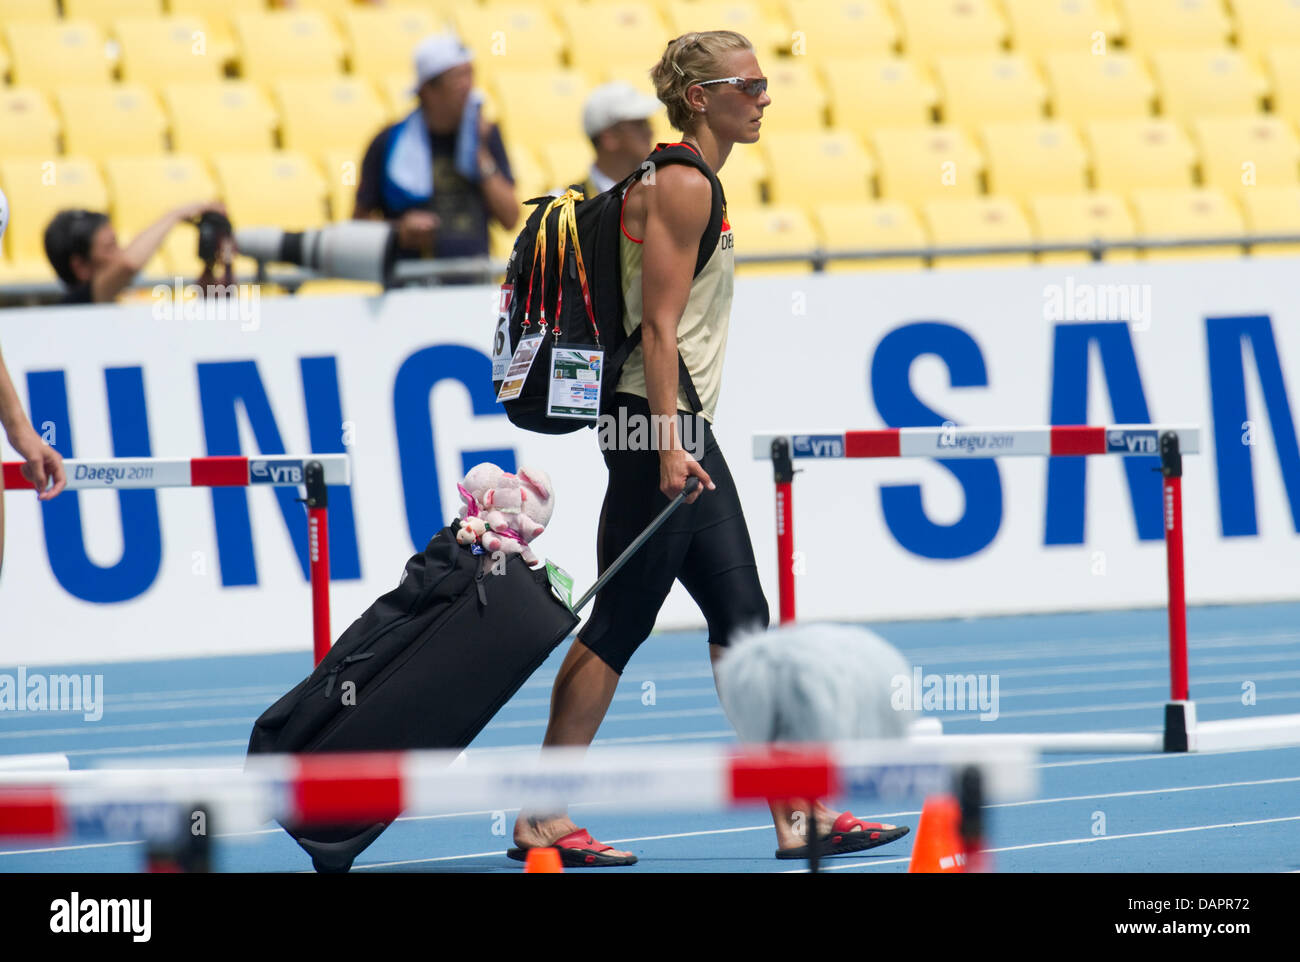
715, 623, 916, 743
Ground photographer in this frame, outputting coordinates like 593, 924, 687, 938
43, 200, 228, 305
353, 33, 517, 271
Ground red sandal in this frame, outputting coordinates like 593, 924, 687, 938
507, 828, 638, 867
775, 812, 911, 860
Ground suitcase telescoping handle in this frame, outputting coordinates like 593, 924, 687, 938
570, 477, 700, 614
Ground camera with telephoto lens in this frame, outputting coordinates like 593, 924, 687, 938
195, 210, 233, 270
234, 222, 398, 286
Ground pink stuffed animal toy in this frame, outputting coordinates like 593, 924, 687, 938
456, 463, 554, 566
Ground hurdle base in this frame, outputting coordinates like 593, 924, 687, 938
1163, 701, 1198, 753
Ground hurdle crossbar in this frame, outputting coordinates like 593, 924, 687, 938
0, 740, 1038, 844
2, 454, 349, 665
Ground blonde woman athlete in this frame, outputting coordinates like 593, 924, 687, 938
509, 33, 910, 866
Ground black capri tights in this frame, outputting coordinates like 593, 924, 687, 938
579, 394, 770, 675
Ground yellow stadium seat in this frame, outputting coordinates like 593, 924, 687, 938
162, 81, 278, 158
980, 122, 1088, 202
540, 140, 596, 192
380, 74, 419, 122
453, 3, 566, 70
870, 125, 984, 202
1238, 185, 1300, 256
404, 0, 460, 30
921, 196, 1034, 268
726, 204, 818, 274
1150, 49, 1267, 124
761, 129, 873, 205
273, 78, 388, 161
665, 1, 787, 55
823, 57, 938, 136
559, 2, 671, 77
114, 16, 223, 86
4, 21, 111, 89
0, 158, 108, 268
0, 89, 60, 159
1001, 0, 1118, 54
506, 144, 550, 201
892, 0, 1006, 61
813, 200, 928, 271
719, 145, 768, 207
1085, 119, 1196, 192
280, 0, 356, 17
211, 152, 328, 232
320, 148, 366, 222
934, 54, 1047, 132
0, 0, 57, 21
1116, 0, 1229, 50
64, 0, 162, 31
1264, 47, 1300, 126
489, 68, 588, 144
103, 154, 216, 234
1129, 187, 1245, 260
233, 10, 344, 83
168, 0, 264, 65
1042, 51, 1155, 121
779, 0, 899, 58
755, 59, 828, 132
1028, 191, 1138, 263
1193, 115, 1300, 196
1232, 0, 1300, 64
102, 153, 218, 277
340, 6, 438, 80
55, 85, 168, 158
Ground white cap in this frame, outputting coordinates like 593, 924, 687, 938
582, 82, 662, 138
0, 186, 7, 245
412, 33, 474, 93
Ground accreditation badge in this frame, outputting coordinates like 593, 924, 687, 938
546, 343, 603, 421
496, 332, 543, 403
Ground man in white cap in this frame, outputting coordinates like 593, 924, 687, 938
0, 186, 67, 575
569, 82, 662, 198
354, 33, 517, 275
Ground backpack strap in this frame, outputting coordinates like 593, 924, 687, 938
641, 142, 726, 277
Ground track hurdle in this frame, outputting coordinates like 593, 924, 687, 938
754, 424, 1300, 755
2, 454, 349, 665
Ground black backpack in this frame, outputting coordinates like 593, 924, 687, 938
491, 142, 726, 434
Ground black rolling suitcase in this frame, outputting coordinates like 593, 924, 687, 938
247, 479, 698, 873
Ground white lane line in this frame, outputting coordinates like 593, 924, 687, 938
800, 815, 1300, 872
939, 689, 1300, 723
1039, 743, 1300, 768
61, 740, 251, 758
898, 631, 1300, 666
0, 718, 258, 740
998, 670, 1300, 698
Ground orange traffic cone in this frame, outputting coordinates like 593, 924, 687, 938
523, 847, 564, 873
907, 795, 967, 873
